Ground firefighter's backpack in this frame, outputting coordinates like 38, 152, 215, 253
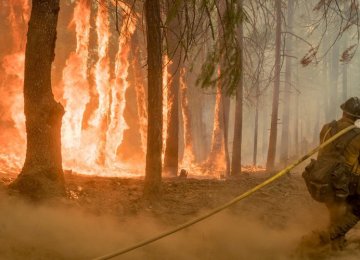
302, 121, 360, 203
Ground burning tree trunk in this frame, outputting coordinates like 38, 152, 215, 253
279, 0, 294, 166
10, 0, 65, 199
163, 0, 182, 176
163, 68, 180, 177
207, 87, 228, 174
144, 0, 163, 197
207, 0, 230, 176
266, 0, 282, 171
231, 0, 244, 176
181, 69, 196, 169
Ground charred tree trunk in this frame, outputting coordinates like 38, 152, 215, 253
10, 0, 65, 199
231, 0, 243, 176
266, 0, 281, 171
163, 0, 182, 177
279, 0, 294, 166
144, 0, 163, 197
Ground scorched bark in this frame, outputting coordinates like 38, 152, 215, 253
10, 0, 65, 199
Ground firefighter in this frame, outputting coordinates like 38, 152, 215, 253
302, 97, 360, 250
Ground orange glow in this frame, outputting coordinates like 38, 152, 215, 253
0, 2, 255, 179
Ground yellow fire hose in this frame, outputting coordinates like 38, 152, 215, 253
93, 125, 356, 260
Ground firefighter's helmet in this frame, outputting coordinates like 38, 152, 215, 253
341, 97, 360, 118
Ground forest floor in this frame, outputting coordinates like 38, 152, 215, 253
1, 169, 360, 259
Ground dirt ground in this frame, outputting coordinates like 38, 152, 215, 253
1, 170, 360, 260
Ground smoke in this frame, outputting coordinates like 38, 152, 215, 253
0, 191, 342, 260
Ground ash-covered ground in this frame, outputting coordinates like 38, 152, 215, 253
1, 171, 360, 260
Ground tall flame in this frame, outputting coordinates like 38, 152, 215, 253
162, 55, 171, 161
106, 12, 136, 163
0, 0, 30, 156
88, 0, 111, 165
134, 57, 148, 154
61, 0, 91, 165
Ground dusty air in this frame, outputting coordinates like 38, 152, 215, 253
1, 0, 360, 259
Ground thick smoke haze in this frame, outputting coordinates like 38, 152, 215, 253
0, 189, 349, 260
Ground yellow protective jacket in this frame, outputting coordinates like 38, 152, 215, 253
319, 117, 360, 175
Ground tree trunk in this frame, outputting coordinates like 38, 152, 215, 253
163, 0, 182, 177
253, 86, 259, 166
213, 0, 230, 176
294, 94, 299, 155
207, 87, 226, 174
342, 63, 348, 101
279, 0, 294, 166
10, 0, 65, 199
231, 0, 243, 175
342, 35, 348, 101
144, 0, 163, 198
323, 53, 330, 122
266, 0, 282, 171
330, 41, 339, 118
222, 94, 230, 176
